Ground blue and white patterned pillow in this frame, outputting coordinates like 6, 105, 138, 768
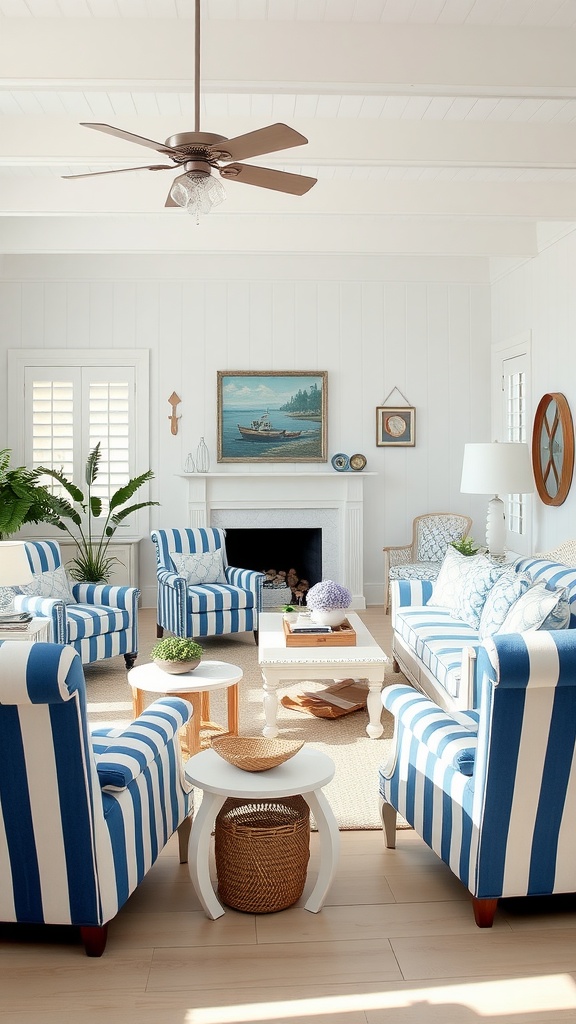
478, 569, 532, 640
431, 547, 501, 628
20, 565, 75, 604
499, 581, 570, 633
171, 550, 226, 586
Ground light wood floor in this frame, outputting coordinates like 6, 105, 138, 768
1, 609, 576, 1023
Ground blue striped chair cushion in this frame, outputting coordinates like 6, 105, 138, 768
94, 698, 192, 790
395, 605, 479, 698
188, 584, 253, 613
67, 605, 130, 641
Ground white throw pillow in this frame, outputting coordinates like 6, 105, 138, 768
499, 581, 570, 633
431, 547, 502, 628
20, 565, 75, 604
171, 550, 227, 586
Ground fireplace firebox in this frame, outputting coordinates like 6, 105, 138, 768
224, 527, 322, 597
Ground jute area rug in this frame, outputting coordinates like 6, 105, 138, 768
84, 606, 406, 830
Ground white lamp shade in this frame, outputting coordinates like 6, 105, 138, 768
460, 442, 534, 495
0, 542, 33, 587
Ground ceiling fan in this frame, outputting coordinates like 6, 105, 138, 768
62, 0, 317, 215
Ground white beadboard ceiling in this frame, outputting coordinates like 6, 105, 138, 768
2, 0, 576, 255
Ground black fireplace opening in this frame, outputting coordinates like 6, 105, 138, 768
224, 527, 322, 601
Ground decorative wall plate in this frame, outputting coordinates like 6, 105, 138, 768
331, 453, 349, 472
349, 453, 367, 471
532, 392, 574, 506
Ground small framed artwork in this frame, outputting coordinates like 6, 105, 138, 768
376, 406, 415, 447
217, 370, 328, 463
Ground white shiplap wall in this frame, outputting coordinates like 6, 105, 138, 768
491, 224, 576, 554
0, 253, 491, 606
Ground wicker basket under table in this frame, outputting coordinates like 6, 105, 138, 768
214, 796, 311, 913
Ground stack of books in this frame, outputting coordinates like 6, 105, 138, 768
0, 611, 33, 631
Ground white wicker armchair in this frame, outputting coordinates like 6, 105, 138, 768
383, 512, 473, 613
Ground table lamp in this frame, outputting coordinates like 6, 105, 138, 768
0, 541, 33, 617
460, 442, 534, 558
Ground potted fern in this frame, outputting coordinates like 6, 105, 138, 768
0, 448, 57, 540
151, 637, 203, 674
39, 443, 159, 583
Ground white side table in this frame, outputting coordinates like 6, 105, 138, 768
128, 660, 243, 757
184, 746, 340, 920
0, 618, 50, 643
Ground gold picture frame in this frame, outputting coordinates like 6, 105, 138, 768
217, 370, 328, 463
376, 406, 415, 447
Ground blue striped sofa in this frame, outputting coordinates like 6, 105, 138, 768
13, 540, 140, 669
151, 527, 264, 642
0, 641, 193, 955
379, 628, 576, 926
390, 555, 576, 711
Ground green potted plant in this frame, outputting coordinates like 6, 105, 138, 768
150, 637, 203, 674
0, 448, 57, 540
451, 536, 480, 557
282, 603, 298, 623
39, 442, 159, 583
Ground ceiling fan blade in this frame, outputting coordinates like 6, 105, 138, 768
80, 122, 180, 156
62, 165, 174, 180
221, 163, 317, 196
211, 124, 308, 162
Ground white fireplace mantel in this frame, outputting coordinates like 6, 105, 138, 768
179, 471, 375, 608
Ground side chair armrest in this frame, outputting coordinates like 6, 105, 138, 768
13, 595, 65, 642
157, 568, 186, 591
72, 583, 140, 609
382, 684, 479, 773
93, 697, 193, 791
384, 544, 413, 566
226, 565, 265, 595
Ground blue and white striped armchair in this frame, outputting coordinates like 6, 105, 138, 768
13, 540, 139, 669
151, 527, 264, 643
0, 641, 193, 955
379, 629, 576, 926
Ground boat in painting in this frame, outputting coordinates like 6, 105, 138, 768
237, 410, 302, 441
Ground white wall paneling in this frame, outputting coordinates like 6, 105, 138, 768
0, 253, 491, 607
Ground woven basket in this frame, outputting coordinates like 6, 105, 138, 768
215, 796, 310, 913
211, 735, 304, 772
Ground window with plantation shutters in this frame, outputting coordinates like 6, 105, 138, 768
493, 333, 532, 556
8, 349, 150, 536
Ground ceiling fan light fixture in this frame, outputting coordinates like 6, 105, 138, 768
169, 171, 226, 221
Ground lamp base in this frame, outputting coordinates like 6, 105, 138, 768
486, 495, 506, 559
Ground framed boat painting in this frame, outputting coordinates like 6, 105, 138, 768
376, 405, 415, 447
217, 370, 328, 463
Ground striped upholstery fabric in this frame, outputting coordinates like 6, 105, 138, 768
151, 528, 264, 640
0, 641, 193, 955
13, 541, 140, 668
379, 628, 576, 926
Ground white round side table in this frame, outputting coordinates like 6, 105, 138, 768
184, 746, 340, 920
128, 660, 243, 757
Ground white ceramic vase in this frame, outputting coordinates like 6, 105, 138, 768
310, 608, 348, 627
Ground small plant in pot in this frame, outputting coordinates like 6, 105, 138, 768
306, 580, 352, 627
282, 603, 299, 624
151, 637, 203, 675
451, 536, 480, 557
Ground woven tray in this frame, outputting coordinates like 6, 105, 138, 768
211, 735, 304, 771
283, 616, 357, 647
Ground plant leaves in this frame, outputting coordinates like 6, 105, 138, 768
89, 495, 103, 518
110, 500, 159, 526
109, 470, 154, 511
85, 443, 101, 487
38, 466, 85, 505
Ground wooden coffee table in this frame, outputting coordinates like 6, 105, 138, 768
258, 611, 388, 740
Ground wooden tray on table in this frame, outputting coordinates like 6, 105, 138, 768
282, 617, 357, 647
